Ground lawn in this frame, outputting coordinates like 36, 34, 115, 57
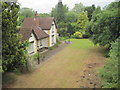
69, 39, 94, 49
7, 39, 105, 88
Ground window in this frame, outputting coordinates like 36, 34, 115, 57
52, 24, 54, 33
52, 35, 54, 44
28, 41, 34, 54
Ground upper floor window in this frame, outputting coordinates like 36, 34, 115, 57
52, 24, 54, 33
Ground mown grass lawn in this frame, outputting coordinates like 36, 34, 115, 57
69, 39, 94, 49
8, 39, 105, 88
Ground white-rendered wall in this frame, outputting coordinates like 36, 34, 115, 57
43, 21, 57, 47
28, 33, 37, 54
49, 21, 57, 47
38, 38, 48, 49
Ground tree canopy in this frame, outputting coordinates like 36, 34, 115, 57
18, 8, 34, 26
72, 3, 85, 14
2, 2, 28, 72
86, 2, 120, 47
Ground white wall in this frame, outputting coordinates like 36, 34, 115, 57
28, 33, 37, 55
49, 21, 57, 47
43, 21, 57, 47
38, 38, 48, 49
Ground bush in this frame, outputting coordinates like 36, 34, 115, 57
74, 31, 83, 39
99, 38, 120, 88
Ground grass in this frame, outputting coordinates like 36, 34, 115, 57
69, 39, 94, 49
7, 39, 105, 88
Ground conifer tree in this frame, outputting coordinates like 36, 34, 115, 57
2, 2, 28, 72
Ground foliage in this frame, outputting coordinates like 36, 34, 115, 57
51, 1, 69, 37
18, 8, 34, 26
72, 3, 85, 14
84, 4, 96, 21
2, 2, 28, 72
65, 11, 78, 23
67, 23, 75, 37
74, 31, 82, 39
56, 1, 66, 23
99, 38, 120, 88
92, 6, 101, 16
57, 22, 68, 37
86, 7, 120, 47
77, 11, 88, 34
39, 13, 50, 17
106, 1, 120, 10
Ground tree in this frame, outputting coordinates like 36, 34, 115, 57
39, 13, 50, 17
77, 11, 88, 34
51, 0, 69, 37
57, 22, 68, 37
18, 8, 34, 26
2, 2, 28, 72
56, 0, 66, 23
67, 23, 74, 39
72, 2, 85, 14
65, 11, 78, 23
84, 4, 96, 21
106, 1, 120, 10
86, 7, 120, 47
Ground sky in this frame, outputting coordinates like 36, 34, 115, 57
18, 0, 115, 13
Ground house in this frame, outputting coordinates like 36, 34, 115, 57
19, 17, 57, 55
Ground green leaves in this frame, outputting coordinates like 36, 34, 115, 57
2, 2, 28, 72
77, 12, 88, 34
100, 38, 120, 88
86, 2, 120, 47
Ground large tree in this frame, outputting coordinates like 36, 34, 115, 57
18, 8, 34, 26
86, 1, 120, 47
51, 0, 69, 37
84, 4, 96, 21
77, 11, 88, 34
56, 0, 66, 23
72, 2, 85, 14
2, 2, 28, 72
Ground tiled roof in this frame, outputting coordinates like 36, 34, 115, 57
19, 27, 49, 41
19, 16, 56, 41
39, 17, 54, 30
33, 27, 49, 40
19, 28, 32, 41
22, 17, 55, 30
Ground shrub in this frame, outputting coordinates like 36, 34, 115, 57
74, 31, 83, 39
99, 38, 120, 88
